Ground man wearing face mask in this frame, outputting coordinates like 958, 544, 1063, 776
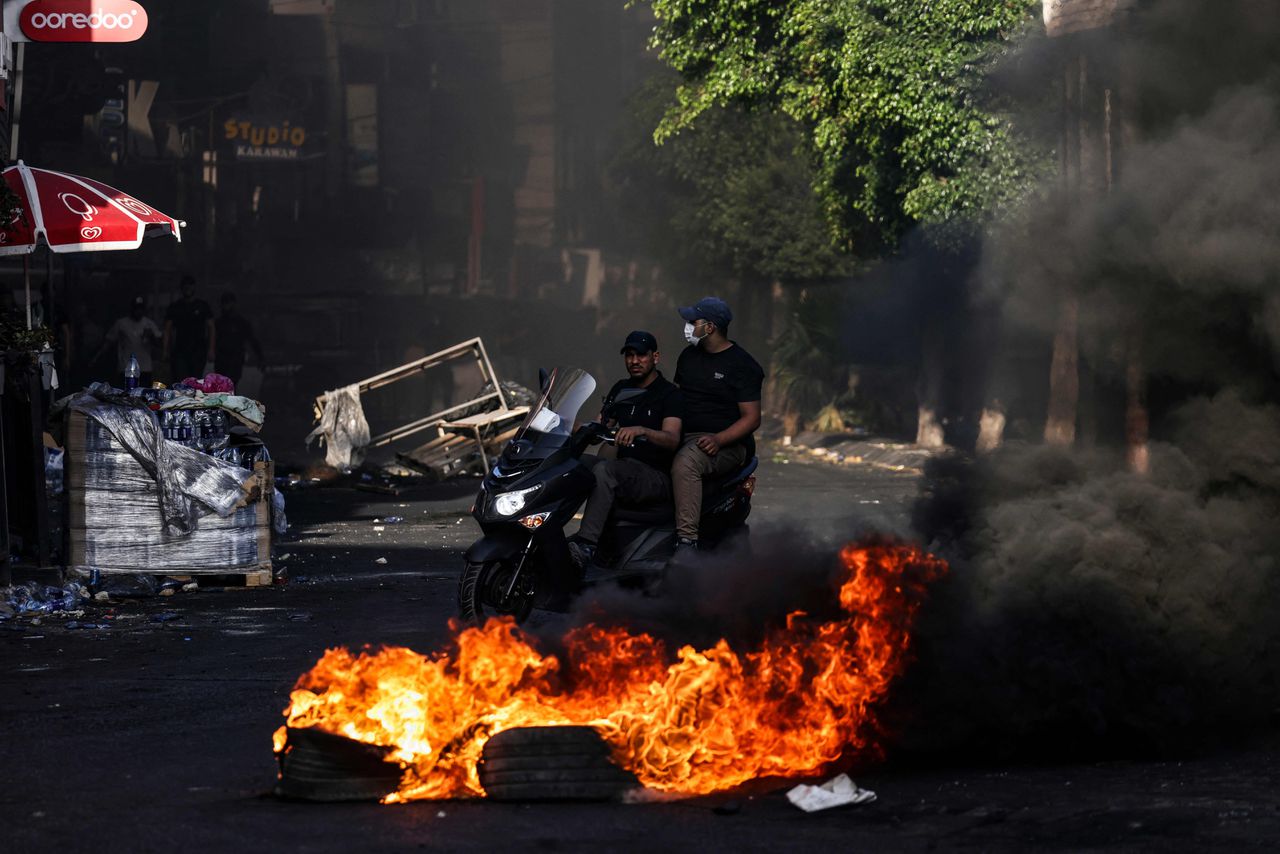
568, 331, 685, 570
671, 297, 764, 556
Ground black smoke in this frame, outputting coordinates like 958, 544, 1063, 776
899, 395, 1280, 758
552, 526, 857, 651
890, 0, 1280, 758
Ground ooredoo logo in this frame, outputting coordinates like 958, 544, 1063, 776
19, 0, 149, 43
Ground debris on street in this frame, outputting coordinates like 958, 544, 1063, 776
2, 580, 88, 616
310, 338, 535, 481
785, 774, 877, 813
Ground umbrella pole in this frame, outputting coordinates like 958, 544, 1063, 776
24, 255, 31, 330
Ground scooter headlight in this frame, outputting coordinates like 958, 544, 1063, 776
493, 484, 542, 517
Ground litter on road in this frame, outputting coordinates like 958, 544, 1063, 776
786, 774, 877, 813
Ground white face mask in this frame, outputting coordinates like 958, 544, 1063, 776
684, 322, 706, 346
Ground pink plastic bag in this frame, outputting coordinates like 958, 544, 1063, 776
180, 373, 236, 394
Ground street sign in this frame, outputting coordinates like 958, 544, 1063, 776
3, 0, 149, 44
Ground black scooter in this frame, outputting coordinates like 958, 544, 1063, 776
458, 366, 757, 623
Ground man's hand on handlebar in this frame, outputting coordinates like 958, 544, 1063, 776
615, 426, 647, 447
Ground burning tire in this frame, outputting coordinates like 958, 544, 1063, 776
275, 727, 404, 802
479, 726, 639, 802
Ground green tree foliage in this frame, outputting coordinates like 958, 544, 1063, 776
609, 75, 848, 284
641, 0, 1045, 250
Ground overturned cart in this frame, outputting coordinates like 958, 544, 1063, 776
309, 337, 533, 477
57, 386, 276, 588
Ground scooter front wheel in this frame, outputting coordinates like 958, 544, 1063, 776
458, 559, 535, 626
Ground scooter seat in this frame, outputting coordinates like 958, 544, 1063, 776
612, 501, 675, 525
611, 457, 758, 526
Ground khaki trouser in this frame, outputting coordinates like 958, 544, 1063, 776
671, 433, 748, 541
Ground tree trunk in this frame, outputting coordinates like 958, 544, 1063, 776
975, 295, 1008, 454
1125, 337, 1149, 475
782, 408, 802, 442
975, 404, 1006, 454
1044, 292, 1079, 446
915, 324, 946, 449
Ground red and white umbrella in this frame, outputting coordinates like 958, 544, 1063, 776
0, 160, 184, 256
0, 161, 185, 328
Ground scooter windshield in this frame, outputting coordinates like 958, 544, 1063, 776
514, 367, 597, 449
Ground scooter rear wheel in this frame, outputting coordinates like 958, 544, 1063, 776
458, 559, 535, 625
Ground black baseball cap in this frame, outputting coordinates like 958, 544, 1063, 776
620, 330, 658, 354
678, 296, 732, 329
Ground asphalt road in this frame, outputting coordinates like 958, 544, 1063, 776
2, 457, 1277, 852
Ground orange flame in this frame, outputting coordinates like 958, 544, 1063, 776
275, 540, 947, 801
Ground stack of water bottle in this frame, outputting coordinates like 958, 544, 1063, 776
123, 352, 267, 469
158, 405, 234, 452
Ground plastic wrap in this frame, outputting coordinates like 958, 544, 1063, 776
272, 488, 288, 535
64, 414, 272, 573
307, 384, 370, 470
69, 495, 268, 570
60, 386, 260, 535
44, 447, 64, 497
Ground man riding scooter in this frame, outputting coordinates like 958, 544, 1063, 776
671, 297, 765, 559
568, 330, 684, 570
459, 360, 755, 623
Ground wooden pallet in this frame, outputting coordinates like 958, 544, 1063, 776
190, 567, 274, 589
66, 563, 275, 590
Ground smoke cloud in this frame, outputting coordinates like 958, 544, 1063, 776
900, 393, 1280, 757
985, 1, 1280, 391
554, 526, 856, 651
894, 0, 1280, 757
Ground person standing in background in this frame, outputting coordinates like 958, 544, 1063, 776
95, 296, 161, 387
163, 275, 215, 382
213, 291, 264, 386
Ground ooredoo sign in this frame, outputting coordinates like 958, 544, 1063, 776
5, 0, 148, 43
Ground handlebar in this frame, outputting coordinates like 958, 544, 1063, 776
600, 433, 648, 446
581, 421, 648, 447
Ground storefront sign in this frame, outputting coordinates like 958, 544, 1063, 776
4, 0, 149, 43
223, 117, 310, 162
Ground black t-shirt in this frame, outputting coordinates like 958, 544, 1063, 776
674, 342, 765, 443
601, 373, 685, 471
166, 297, 213, 356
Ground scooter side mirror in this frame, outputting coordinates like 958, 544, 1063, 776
538, 367, 550, 392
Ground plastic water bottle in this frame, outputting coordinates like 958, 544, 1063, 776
125, 354, 141, 392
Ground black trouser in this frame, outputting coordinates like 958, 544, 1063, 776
577, 456, 671, 544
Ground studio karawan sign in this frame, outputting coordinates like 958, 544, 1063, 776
223, 117, 310, 162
